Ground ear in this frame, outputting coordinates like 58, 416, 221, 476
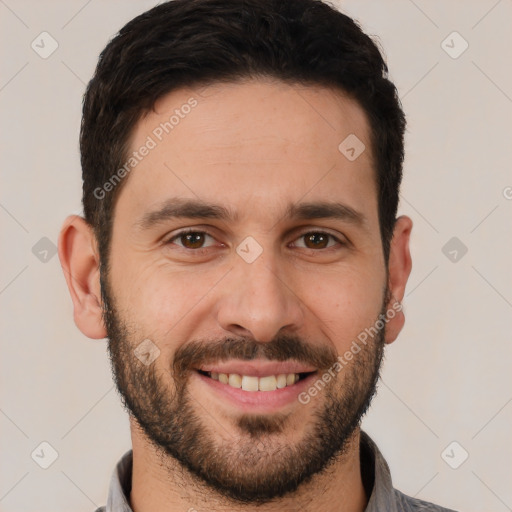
384, 215, 413, 345
58, 215, 107, 339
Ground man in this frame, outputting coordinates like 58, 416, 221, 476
58, 0, 456, 510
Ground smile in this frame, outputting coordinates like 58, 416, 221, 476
193, 360, 320, 412
198, 370, 314, 391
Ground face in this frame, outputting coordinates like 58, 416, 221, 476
101, 79, 393, 503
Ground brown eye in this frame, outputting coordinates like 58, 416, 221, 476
180, 232, 205, 249
304, 233, 329, 249
167, 230, 215, 250
293, 231, 341, 250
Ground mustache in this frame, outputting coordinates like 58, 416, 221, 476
172, 334, 339, 378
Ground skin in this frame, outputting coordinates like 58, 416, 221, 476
58, 78, 412, 512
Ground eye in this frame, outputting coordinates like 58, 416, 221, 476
165, 229, 345, 253
166, 229, 217, 250
292, 231, 343, 250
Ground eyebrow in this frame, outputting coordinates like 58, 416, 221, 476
134, 197, 367, 231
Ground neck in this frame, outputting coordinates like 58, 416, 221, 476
129, 421, 368, 512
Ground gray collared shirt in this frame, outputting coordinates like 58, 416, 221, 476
94, 431, 458, 511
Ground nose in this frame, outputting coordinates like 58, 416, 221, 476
215, 255, 305, 343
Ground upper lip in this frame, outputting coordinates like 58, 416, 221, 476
197, 359, 317, 377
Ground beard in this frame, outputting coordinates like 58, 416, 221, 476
100, 269, 387, 505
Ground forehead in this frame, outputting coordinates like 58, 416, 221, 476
116, 78, 377, 228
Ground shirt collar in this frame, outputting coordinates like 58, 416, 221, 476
359, 430, 398, 512
105, 448, 133, 512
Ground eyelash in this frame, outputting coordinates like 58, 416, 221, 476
165, 228, 346, 254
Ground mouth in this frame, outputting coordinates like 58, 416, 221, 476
192, 361, 320, 413
197, 369, 316, 391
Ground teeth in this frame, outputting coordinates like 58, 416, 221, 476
209, 371, 304, 391
242, 375, 259, 391
286, 373, 297, 386
259, 375, 277, 391
276, 374, 287, 388
228, 373, 242, 388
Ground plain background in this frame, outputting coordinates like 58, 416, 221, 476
1, 1, 511, 511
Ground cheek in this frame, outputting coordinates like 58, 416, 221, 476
116, 262, 223, 338
301, 268, 385, 345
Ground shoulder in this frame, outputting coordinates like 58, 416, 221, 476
394, 489, 459, 512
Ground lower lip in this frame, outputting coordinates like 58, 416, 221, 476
194, 370, 318, 413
